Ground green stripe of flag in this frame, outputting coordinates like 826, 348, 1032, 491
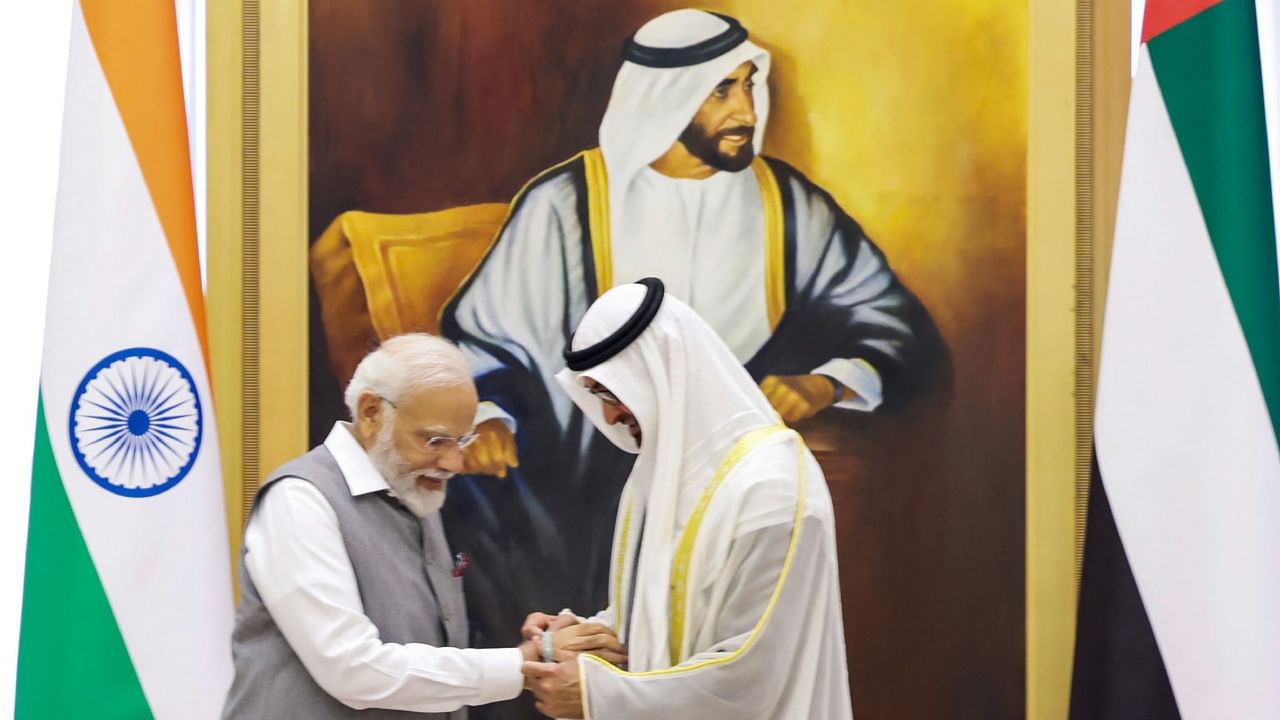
1149, 0, 1280, 444
16, 398, 153, 719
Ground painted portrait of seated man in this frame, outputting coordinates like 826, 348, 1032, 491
435, 10, 935, 706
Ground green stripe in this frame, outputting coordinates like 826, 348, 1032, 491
16, 398, 153, 719
1149, 0, 1280, 446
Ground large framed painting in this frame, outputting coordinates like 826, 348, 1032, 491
209, 1, 1128, 717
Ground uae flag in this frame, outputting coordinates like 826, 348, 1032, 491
1070, 0, 1280, 718
16, 1, 234, 718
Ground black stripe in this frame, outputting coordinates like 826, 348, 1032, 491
622, 13, 748, 69
563, 277, 664, 371
1069, 450, 1181, 719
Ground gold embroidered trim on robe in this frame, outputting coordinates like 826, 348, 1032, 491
751, 157, 786, 331
587, 424, 808, 676
582, 148, 613, 294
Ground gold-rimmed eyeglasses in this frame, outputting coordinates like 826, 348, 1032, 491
379, 397, 479, 451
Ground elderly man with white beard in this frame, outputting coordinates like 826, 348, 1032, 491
222, 334, 611, 718
521, 279, 854, 719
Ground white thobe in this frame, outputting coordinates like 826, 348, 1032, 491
471, 166, 883, 432
576, 435, 855, 719
614, 167, 881, 411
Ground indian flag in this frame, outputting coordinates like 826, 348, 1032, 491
16, 2, 234, 718
1070, 0, 1280, 717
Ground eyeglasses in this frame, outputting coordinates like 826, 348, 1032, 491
422, 433, 479, 451
587, 385, 624, 407
379, 397, 479, 451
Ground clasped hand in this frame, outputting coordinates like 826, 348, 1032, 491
518, 611, 627, 718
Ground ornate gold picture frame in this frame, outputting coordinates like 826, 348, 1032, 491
208, 1, 1131, 716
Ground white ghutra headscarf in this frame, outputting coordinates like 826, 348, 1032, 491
598, 9, 772, 250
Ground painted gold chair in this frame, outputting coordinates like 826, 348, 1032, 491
310, 204, 508, 386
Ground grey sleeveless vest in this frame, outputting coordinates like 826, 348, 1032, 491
222, 446, 469, 719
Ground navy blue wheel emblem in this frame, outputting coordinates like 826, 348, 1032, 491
69, 348, 203, 497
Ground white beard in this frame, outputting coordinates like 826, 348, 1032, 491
368, 424, 450, 517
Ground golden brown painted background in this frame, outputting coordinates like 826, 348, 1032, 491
307, 1, 1027, 717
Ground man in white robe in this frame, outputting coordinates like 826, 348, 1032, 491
520, 278, 854, 719
436, 11, 931, 705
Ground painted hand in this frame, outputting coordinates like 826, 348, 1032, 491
523, 655, 584, 719
463, 418, 519, 478
760, 374, 850, 423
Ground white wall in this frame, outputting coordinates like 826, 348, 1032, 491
175, 0, 208, 289
0, 1, 73, 713
1261, 0, 1280, 290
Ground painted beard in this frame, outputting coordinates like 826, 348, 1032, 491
677, 120, 755, 172
368, 423, 451, 517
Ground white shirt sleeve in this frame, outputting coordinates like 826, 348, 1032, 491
474, 400, 517, 433
811, 357, 883, 411
244, 478, 525, 712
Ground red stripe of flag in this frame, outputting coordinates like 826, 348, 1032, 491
1143, 0, 1229, 42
